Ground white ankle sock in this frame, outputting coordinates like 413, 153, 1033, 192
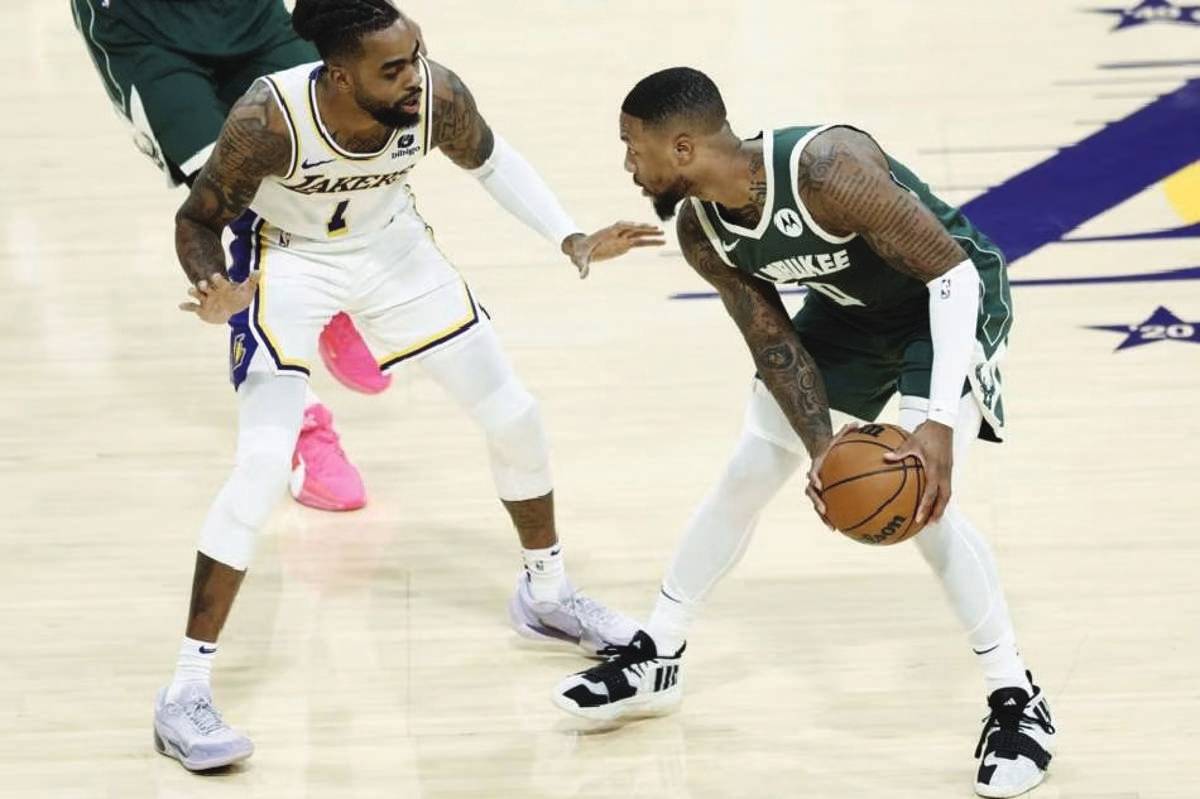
975, 632, 1032, 695
645, 587, 694, 655
522, 544, 565, 603
169, 637, 217, 700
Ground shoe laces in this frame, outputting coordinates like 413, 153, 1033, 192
589, 632, 657, 673
301, 413, 347, 466
974, 689, 1055, 759
184, 696, 228, 736
568, 593, 620, 633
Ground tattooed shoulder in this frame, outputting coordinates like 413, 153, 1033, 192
179, 80, 292, 231
795, 127, 964, 280
428, 59, 495, 169
223, 80, 293, 177
794, 127, 885, 231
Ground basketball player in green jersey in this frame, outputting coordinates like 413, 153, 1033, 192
553, 68, 1055, 798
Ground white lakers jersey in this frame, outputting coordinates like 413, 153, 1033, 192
249, 58, 433, 242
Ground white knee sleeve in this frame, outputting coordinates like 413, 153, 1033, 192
197, 375, 305, 570
470, 378, 552, 501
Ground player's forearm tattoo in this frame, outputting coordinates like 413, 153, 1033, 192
677, 205, 833, 456
175, 81, 290, 285
429, 61, 495, 170
798, 129, 965, 282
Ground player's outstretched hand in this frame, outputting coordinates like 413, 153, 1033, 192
805, 423, 859, 528
885, 420, 953, 526
562, 222, 665, 279
179, 272, 261, 325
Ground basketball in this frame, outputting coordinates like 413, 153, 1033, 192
817, 423, 926, 545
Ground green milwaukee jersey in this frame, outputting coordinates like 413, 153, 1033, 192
690, 125, 1012, 440
690, 125, 1012, 356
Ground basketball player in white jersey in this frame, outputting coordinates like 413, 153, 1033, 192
153, 0, 662, 771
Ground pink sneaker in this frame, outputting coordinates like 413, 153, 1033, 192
290, 404, 367, 512
318, 312, 391, 395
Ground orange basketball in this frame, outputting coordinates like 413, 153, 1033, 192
816, 423, 926, 545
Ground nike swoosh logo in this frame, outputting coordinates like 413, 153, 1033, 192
721, 239, 740, 253
973, 643, 1000, 655
302, 157, 335, 169
199, 646, 217, 654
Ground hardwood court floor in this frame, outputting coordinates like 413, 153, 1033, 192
2, 1, 1197, 797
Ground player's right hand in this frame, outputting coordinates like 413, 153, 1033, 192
804, 422, 860, 528
179, 272, 260, 325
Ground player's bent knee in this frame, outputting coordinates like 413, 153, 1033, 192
472, 380, 552, 499
229, 426, 296, 527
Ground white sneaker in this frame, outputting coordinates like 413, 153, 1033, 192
552, 630, 686, 722
153, 683, 254, 771
508, 572, 639, 658
974, 673, 1056, 798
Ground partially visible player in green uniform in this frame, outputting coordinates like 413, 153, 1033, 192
70, 0, 426, 511
553, 68, 1055, 799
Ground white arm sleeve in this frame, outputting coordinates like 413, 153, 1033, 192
926, 259, 981, 428
467, 134, 582, 248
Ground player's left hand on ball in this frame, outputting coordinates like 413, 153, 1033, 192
563, 222, 665, 279
805, 422, 860, 528
179, 272, 260, 325
885, 420, 953, 526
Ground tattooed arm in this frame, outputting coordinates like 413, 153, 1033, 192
795, 127, 966, 280
427, 59, 495, 169
797, 127, 979, 525
174, 80, 291, 286
677, 202, 832, 457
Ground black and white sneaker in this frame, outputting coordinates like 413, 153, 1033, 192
552, 630, 685, 722
974, 673, 1056, 798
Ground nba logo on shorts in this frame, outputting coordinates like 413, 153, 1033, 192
774, 208, 804, 237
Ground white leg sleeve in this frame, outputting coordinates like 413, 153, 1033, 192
899, 394, 1017, 652
197, 373, 307, 570
662, 429, 805, 605
647, 417, 805, 654
663, 379, 858, 605
418, 323, 552, 501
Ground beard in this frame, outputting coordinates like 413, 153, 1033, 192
648, 176, 691, 221
357, 88, 422, 129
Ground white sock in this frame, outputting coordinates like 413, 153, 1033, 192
645, 586, 694, 655
522, 544, 565, 603
169, 637, 217, 700
975, 631, 1032, 696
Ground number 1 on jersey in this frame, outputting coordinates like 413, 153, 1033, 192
327, 200, 350, 237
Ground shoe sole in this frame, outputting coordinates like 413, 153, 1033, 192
153, 726, 253, 772
975, 769, 1046, 798
551, 684, 682, 723
319, 338, 392, 396
289, 465, 367, 512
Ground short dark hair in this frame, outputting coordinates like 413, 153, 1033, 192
621, 67, 726, 132
292, 0, 402, 61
